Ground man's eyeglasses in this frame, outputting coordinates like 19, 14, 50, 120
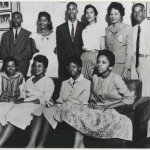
66, 65, 78, 70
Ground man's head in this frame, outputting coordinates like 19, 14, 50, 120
67, 2, 78, 22
12, 11, 23, 28
132, 3, 145, 24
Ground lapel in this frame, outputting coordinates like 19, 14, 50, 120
74, 21, 80, 41
15, 28, 23, 44
64, 22, 72, 43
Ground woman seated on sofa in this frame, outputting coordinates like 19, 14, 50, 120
0, 55, 55, 147
27, 55, 91, 148
55, 50, 134, 148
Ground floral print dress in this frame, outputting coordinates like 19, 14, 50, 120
55, 72, 134, 141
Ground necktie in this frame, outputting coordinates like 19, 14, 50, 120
71, 23, 74, 42
136, 25, 141, 68
15, 29, 18, 41
73, 80, 75, 85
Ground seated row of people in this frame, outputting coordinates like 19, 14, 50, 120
0, 50, 134, 148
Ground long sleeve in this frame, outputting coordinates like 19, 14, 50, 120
38, 78, 55, 106
114, 75, 134, 104
124, 26, 133, 70
0, 34, 8, 60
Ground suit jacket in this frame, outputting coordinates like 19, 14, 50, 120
56, 21, 85, 80
0, 28, 32, 77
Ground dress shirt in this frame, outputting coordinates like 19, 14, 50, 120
56, 74, 91, 104
13, 27, 21, 39
68, 19, 77, 37
133, 19, 150, 55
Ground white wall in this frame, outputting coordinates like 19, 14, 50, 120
20, 1, 133, 33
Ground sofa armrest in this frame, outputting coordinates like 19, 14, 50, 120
133, 97, 150, 109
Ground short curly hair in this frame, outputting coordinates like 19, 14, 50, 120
97, 50, 115, 67
33, 55, 48, 68
84, 4, 98, 17
2, 56, 18, 72
67, 55, 82, 68
38, 11, 53, 30
107, 2, 125, 17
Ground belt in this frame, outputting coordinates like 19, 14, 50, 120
134, 52, 150, 58
139, 54, 150, 58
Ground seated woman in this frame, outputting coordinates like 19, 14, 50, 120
27, 55, 91, 148
55, 50, 134, 148
0, 55, 54, 147
0, 56, 25, 130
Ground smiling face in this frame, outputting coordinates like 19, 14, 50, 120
96, 55, 111, 76
38, 16, 50, 29
12, 13, 23, 28
5, 61, 17, 77
67, 4, 78, 22
109, 8, 122, 24
33, 61, 46, 77
67, 62, 81, 80
132, 5, 145, 24
85, 7, 96, 24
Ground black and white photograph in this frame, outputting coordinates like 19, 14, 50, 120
0, 12, 11, 29
0, 1, 149, 149
0, 2, 11, 11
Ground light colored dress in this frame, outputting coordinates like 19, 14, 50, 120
81, 23, 105, 80
27, 32, 58, 78
55, 72, 134, 141
4, 76, 54, 130
42, 74, 91, 129
105, 22, 133, 77
0, 72, 25, 125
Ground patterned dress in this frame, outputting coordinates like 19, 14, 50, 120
55, 72, 134, 141
4, 76, 54, 130
81, 23, 105, 80
0, 71, 25, 125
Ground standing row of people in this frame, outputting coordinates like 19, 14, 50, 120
0, 1, 148, 148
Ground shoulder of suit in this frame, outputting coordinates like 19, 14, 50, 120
21, 28, 32, 35
57, 22, 67, 29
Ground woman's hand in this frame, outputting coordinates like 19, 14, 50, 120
14, 98, 24, 104
88, 100, 97, 109
45, 99, 54, 108
121, 68, 129, 80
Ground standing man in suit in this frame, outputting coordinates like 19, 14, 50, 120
56, 2, 85, 81
0, 11, 33, 77
132, 3, 150, 97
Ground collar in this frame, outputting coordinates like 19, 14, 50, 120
68, 74, 84, 84
0, 71, 22, 80
68, 19, 78, 26
135, 19, 146, 28
108, 22, 125, 33
13, 27, 21, 34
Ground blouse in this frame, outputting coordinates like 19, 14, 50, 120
90, 72, 134, 106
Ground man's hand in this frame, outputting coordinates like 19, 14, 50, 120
45, 99, 54, 108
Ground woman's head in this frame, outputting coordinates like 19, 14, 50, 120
2, 56, 18, 76
96, 50, 115, 75
84, 4, 98, 23
67, 55, 82, 79
38, 11, 53, 30
107, 2, 125, 24
32, 55, 48, 76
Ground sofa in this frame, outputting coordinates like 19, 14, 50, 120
3, 78, 150, 148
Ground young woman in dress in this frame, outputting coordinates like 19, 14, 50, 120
27, 11, 58, 78
105, 2, 133, 79
81, 4, 105, 80
0, 56, 25, 129
55, 50, 134, 148
0, 55, 54, 147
